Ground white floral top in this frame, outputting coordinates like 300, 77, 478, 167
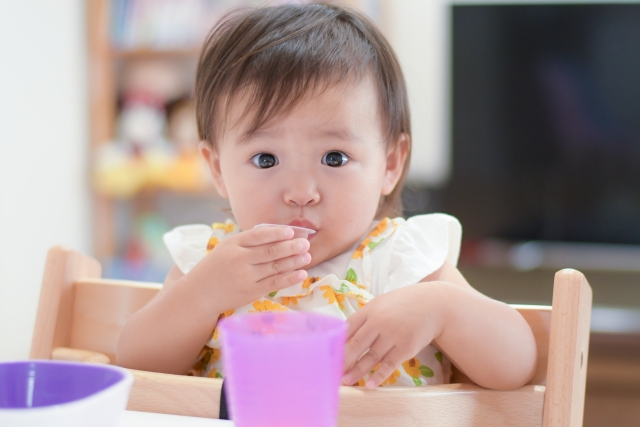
163, 214, 462, 387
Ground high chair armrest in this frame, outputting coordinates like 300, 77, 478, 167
127, 370, 223, 418
51, 347, 111, 364
337, 383, 546, 427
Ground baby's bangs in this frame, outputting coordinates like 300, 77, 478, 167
197, 4, 380, 144
230, 13, 376, 136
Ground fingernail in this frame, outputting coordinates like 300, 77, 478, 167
342, 375, 352, 384
298, 240, 310, 251
365, 380, 376, 389
301, 253, 311, 264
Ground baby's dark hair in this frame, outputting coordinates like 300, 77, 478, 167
195, 2, 411, 218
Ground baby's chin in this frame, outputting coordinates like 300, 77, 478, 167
304, 235, 358, 269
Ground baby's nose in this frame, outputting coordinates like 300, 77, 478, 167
283, 176, 320, 207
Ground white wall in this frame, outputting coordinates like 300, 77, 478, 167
0, 0, 89, 360
386, 0, 451, 186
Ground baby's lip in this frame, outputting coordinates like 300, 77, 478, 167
287, 219, 318, 232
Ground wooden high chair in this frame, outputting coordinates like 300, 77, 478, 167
30, 246, 592, 427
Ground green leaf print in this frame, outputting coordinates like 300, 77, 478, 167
268, 291, 278, 297
419, 365, 434, 378
215, 372, 223, 378
435, 351, 443, 364
367, 238, 384, 250
412, 377, 422, 386
202, 352, 211, 366
338, 283, 350, 293
345, 268, 358, 283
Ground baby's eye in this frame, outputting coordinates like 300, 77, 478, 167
251, 153, 279, 169
322, 151, 349, 167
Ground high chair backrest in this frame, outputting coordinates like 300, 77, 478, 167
30, 246, 592, 427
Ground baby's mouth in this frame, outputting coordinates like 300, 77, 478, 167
287, 218, 318, 231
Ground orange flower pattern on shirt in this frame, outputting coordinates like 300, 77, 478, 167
206, 236, 219, 253
320, 285, 346, 309
188, 346, 221, 377
282, 296, 299, 306
212, 309, 235, 340
302, 276, 321, 289
362, 363, 402, 387
212, 222, 236, 234
369, 218, 389, 237
206, 368, 223, 379
352, 218, 390, 259
381, 368, 401, 386
402, 357, 422, 377
211, 348, 221, 364
249, 299, 288, 313
352, 237, 371, 260
402, 356, 435, 386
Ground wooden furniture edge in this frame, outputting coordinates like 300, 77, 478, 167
30, 246, 102, 359
542, 269, 592, 427
52, 347, 111, 364
341, 383, 546, 426
127, 369, 223, 418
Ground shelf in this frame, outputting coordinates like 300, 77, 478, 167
99, 186, 220, 200
460, 239, 640, 273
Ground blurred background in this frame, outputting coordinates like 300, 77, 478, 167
1, 0, 639, 425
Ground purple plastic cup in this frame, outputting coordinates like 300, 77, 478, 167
219, 312, 346, 427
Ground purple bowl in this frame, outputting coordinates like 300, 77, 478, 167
0, 360, 133, 427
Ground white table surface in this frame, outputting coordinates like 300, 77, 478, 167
119, 410, 234, 426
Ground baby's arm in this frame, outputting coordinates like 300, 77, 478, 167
342, 261, 537, 389
116, 227, 311, 374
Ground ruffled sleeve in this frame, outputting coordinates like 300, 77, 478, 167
371, 214, 462, 295
163, 224, 219, 274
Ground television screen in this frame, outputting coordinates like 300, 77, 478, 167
442, 4, 640, 246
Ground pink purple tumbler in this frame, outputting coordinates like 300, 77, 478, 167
219, 312, 347, 427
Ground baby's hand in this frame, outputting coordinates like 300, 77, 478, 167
341, 283, 444, 388
188, 226, 311, 313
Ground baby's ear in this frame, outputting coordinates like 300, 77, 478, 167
381, 133, 410, 196
199, 141, 229, 198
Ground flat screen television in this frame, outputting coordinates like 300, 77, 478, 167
432, 3, 640, 268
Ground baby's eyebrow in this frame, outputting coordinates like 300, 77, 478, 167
237, 127, 362, 144
318, 128, 362, 142
237, 129, 279, 144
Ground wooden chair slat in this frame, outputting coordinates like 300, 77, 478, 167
71, 279, 160, 362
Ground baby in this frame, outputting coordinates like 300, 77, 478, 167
117, 3, 537, 390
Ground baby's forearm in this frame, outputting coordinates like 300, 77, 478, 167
116, 275, 223, 375
430, 282, 537, 390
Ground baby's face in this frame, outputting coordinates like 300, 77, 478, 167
202, 77, 402, 268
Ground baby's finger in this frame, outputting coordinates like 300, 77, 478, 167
342, 321, 377, 377
364, 348, 404, 388
342, 338, 393, 387
257, 269, 308, 295
345, 309, 367, 341
254, 252, 311, 278
237, 226, 294, 247
251, 238, 310, 264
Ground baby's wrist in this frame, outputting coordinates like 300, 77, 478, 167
174, 271, 226, 319
417, 281, 456, 340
